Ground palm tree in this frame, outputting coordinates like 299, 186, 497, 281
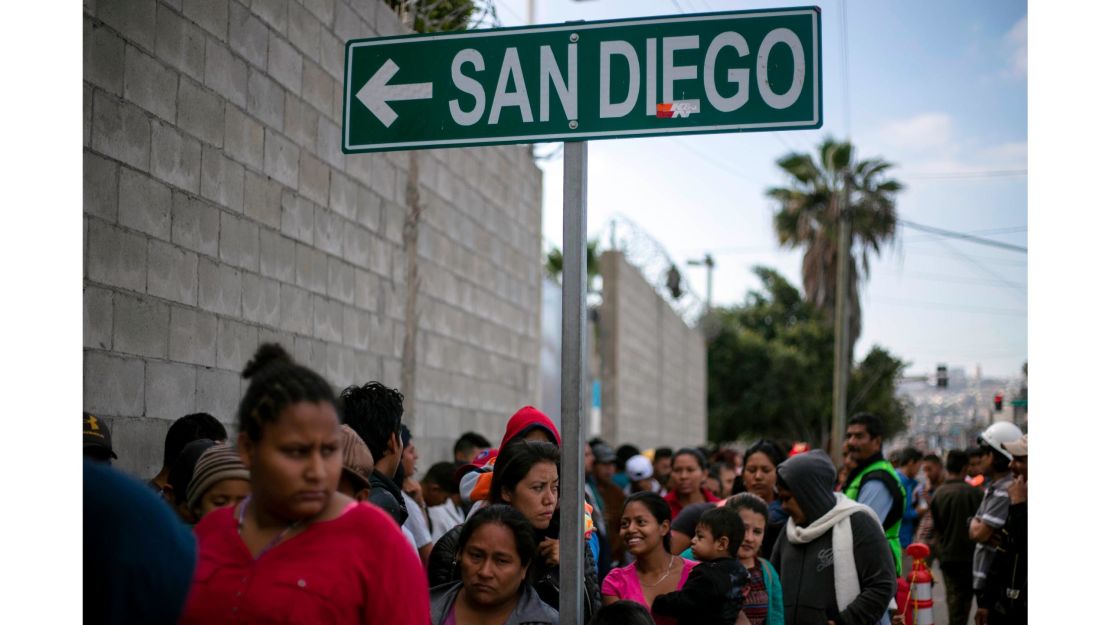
544, 239, 602, 293
766, 138, 902, 356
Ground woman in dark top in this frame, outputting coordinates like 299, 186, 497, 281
428, 440, 602, 620
429, 505, 559, 625
731, 440, 788, 558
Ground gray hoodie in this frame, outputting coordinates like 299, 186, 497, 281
429, 581, 559, 625
770, 451, 896, 625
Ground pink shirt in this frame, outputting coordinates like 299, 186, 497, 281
601, 558, 698, 625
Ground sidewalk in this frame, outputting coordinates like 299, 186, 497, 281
928, 560, 977, 625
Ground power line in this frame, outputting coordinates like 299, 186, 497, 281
495, 0, 526, 24
904, 225, 1026, 244
880, 271, 1026, 289
705, 244, 781, 256
935, 239, 1027, 302
902, 169, 1027, 180
899, 220, 1027, 253
669, 138, 762, 186
907, 249, 1026, 267
869, 297, 1026, 317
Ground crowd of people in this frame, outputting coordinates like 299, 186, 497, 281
83, 343, 1028, 625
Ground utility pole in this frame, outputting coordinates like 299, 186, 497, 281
831, 176, 852, 458
687, 253, 716, 313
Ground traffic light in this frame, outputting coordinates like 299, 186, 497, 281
993, 393, 1004, 411
936, 364, 948, 388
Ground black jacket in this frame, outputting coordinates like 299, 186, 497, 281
772, 451, 897, 625
652, 558, 748, 625
980, 501, 1026, 621
369, 469, 408, 526
930, 478, 984, 564
427, 522, 602, 621
430, 581, 559, 625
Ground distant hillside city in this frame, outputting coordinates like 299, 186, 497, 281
894, 365, 1028, 451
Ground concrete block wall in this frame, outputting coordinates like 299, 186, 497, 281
84, 0, 544, 477
598, 251, 706, 450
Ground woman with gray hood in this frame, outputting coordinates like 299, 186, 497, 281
769, 450, 896, 625
430, 504, 559, 625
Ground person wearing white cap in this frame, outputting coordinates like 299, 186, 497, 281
623, 455, 662, 496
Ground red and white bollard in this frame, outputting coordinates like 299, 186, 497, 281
904, 543, 934, 625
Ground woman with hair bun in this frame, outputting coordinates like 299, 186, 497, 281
179, 343, 429, 625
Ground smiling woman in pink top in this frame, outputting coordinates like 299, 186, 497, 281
601, 492, 698, 625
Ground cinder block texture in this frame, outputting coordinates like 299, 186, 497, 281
598, 252, 708, 450
85, 0, 544, 476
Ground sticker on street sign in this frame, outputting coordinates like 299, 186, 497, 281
343, 7, 821, 153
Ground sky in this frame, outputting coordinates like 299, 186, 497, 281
1, 2, 1102, 619
492, 0, 1029, 379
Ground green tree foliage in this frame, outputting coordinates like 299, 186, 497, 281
385, 0, 476, 33
544, 239, 601, 293
707, 267, 833, 443
766, 138, 903, 358
847, 346, 911, 440
707, 267, 908, 444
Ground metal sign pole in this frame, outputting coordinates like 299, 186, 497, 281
558, 140, 587, 624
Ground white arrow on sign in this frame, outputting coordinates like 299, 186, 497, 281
355, 59, 434, 128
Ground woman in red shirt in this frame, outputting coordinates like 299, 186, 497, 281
662, 448, 720, 520
179, 343, 429, 625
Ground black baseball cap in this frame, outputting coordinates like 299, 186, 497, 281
591, 442, 617, 464
83, 412, 118, 460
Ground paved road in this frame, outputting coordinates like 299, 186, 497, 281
928, 560, 977, 625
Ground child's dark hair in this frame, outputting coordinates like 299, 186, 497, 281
622, 491, 673, 551
587, 600, 655, 625
616, 444, 640, 471
162, 413, 227, 469
490, 440, 560, 504
238, 344, 337, 442
339, 382, 404, 462
724, 492, 770, 524
454, 431, 492, 458
946, 449, 970, 474
423, 461, 460, 494
457, 504, 537, 569
698, 506, 745, 558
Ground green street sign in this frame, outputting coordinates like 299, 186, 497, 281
342, 7, 822, 153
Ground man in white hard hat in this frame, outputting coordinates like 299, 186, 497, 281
976, 434, 1028, 625
967, 421, 1023, 608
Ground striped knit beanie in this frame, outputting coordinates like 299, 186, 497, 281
187, 442, 250, 512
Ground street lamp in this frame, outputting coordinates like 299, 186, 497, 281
686, 253, 715, 312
